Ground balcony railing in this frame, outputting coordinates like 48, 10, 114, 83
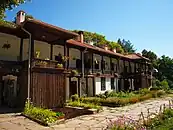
32, 58, 64, 69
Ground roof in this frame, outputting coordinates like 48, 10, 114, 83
23, 18, 78, 38
125, 53, 150, 61
67, 39, 130, 59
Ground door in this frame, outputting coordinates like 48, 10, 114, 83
69, 81, 77, 97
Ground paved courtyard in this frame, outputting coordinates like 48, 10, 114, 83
0, 96, 172, 130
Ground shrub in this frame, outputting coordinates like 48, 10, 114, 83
129, 97, 140, 104
23, 101, 62, 124
139, 88, 150, 95
139, 94, 152, 101
71, 94, 79, 101
67, 101, 102, 111
156, 90, 166, 97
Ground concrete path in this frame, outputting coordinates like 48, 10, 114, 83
0, 97, 172, 130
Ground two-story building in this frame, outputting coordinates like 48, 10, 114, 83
0, 11, 152, 108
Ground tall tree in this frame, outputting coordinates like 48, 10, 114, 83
0, 0, 29, 19
117, 39, 136, 53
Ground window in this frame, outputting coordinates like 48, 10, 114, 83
101, 77, 106, 91
111, 78, 115, 90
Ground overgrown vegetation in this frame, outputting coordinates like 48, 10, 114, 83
23, 100, 64, 125
67, 94, 103, 111
79, 89, 165, 107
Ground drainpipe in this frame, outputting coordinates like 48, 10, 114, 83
21, 27, 32, 103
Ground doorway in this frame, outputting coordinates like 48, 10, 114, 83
69, 81, 77, 97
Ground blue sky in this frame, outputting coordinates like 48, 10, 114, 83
5, 0, 173, 57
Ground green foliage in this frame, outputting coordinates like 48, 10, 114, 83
71, 94, 79, 102
67, 101, 102, 111
81, 89, 165, 107
139, 88, 150, 95
118, 39, 136, 53
0, 19, 17, 28
72, 30, 125, 53
0, 0, 30, 19
23, 100, 63, 124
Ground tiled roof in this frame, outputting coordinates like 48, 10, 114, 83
67, 39, 150, 61
125, 53, 150, 61
24, 18, 79, 37
68, 39, 130, 59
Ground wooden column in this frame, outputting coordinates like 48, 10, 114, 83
31, 37, 34, 59
101, 55, 104, 73
91, 53, 94, 73
86, 77, 88, 96
134, 63, 136, 73
110, 57, 112, 74
129, 61, 131, 73
19, 38, 23, 61
67, 47, 69, 69
78, 77, 80, 97
50, 44, 53, 60
117, 58, 120, 73
80, 50, 84, 76
63, 40, 67, 69
93, 77, 95, 96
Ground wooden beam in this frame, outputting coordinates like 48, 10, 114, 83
31, 37, 34, 59
93, 77, 95, 96
129, 61, 131, 73
63, 40, 67, 69
50, 44, 53, 60
91, 53, 94, 73
101, 55, 104, 73
67, 47, 69, 69
78, 78, 80, 97
19, 38, 23, 61
86, 77, 88, 96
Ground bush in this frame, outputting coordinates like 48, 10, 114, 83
139, 94, 152, 101
23, 101, 62, 124
156, 90, 166, 97
139, 88, 150, 95
129, 97, 140, 104
71, 94, 79, 101
67, 101, 102, 111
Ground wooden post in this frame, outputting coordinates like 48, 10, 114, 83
101, 55, 104, 74
78, 77, 80, 97
50, 44, 53, 60
86, 77, 88, 96
19, 38, 23, 61
31, 37, 34, 59
63, 40, 67, 69
67, 47, 69, 69
110, 57, 112, 74
91, 53, 94, 73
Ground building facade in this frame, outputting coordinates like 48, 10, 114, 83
0, 11, 152, 108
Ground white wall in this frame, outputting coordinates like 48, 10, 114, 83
114, 78, 119, 92
0, 33, 20, 61
95, 77, 113, 95
69, 48, 80, 68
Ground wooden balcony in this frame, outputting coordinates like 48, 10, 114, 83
32, 58, 65, 70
